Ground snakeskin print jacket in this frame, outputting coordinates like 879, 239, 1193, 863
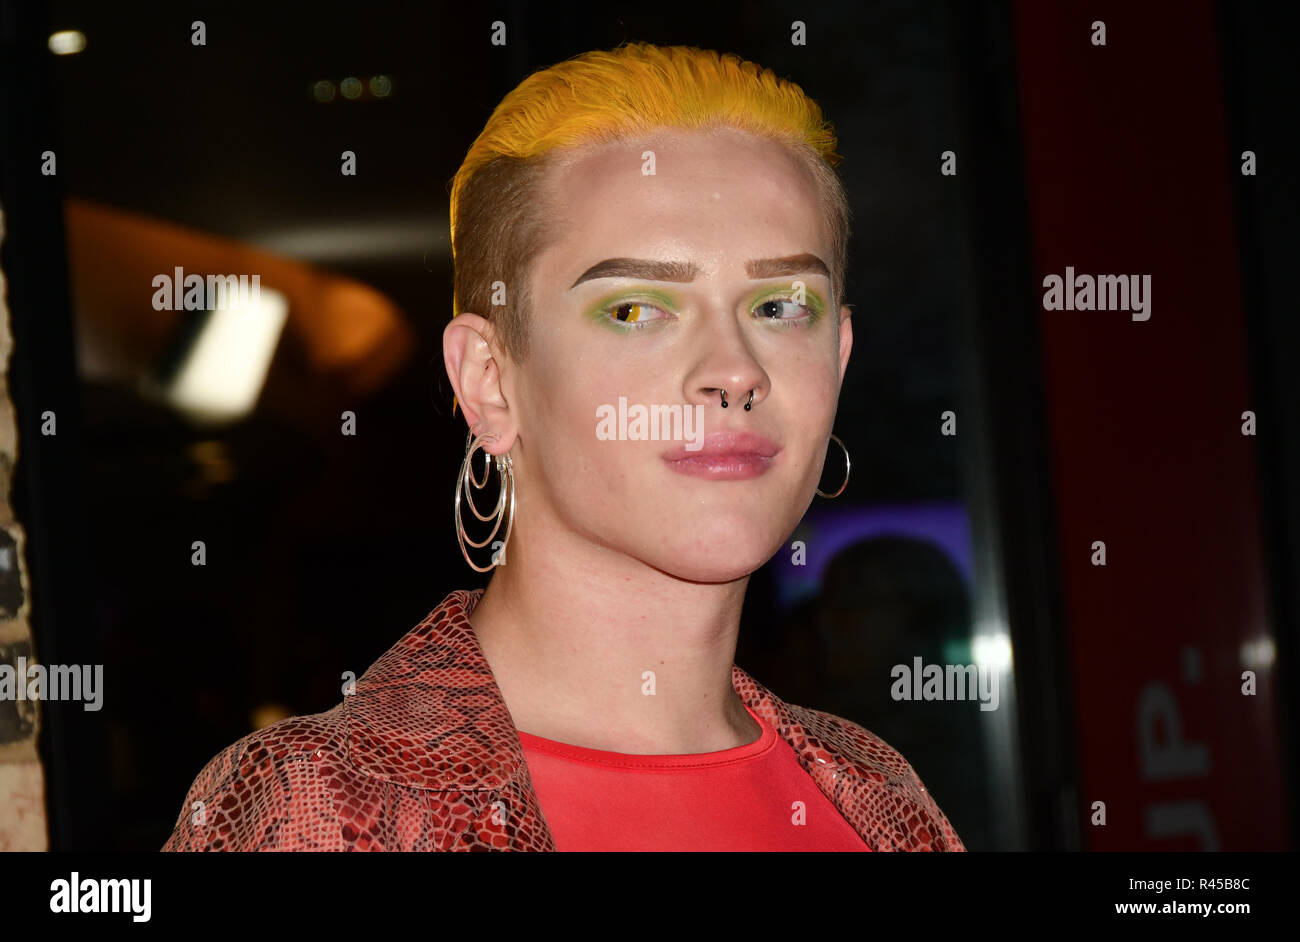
161, 588, 966, 851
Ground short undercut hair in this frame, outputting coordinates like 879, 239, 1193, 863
448, 41, 851, 413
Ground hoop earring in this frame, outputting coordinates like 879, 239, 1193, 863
455, 428, 516, 572
816, 433, 850, 499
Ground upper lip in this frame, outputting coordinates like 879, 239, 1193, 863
660, 431, 782, 461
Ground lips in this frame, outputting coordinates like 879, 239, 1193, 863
661, 431, 781, 480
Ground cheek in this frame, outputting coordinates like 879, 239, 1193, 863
527, 365, 635, 494
771, 355, 841, 483
772, 347, 840, 419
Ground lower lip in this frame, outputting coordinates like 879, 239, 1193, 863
664, 453, 775, 479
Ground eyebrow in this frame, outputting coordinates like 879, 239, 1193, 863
569, 253, 831, 289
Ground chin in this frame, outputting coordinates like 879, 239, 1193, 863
657, 554, 767, 584
645, 519, 785, 582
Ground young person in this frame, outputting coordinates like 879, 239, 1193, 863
162, 41, 966, 852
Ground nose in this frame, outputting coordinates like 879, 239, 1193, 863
687, 338, 769, 413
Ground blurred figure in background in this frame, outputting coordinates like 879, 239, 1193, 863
772, 535, 991, 849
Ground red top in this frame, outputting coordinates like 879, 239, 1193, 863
518, 702, 872, 851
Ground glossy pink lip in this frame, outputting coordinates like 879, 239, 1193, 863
661, 431, 781, 480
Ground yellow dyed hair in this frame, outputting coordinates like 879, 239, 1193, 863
447, 41, 850, 415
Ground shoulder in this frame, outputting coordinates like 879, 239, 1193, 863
160, 707, 344, 852
799, 703, 927, 779
160, 591, 499, 852
791, 701, 968, 852
734, 664, 966, 850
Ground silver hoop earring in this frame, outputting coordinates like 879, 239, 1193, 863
455, 428, 515, 572
816, 433, 850, 499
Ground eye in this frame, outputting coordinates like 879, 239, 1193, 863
601, 300, 671, 328
755, 297, 815, 323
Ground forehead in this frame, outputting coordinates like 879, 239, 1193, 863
539, 127, 830, 280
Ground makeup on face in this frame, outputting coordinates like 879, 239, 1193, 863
577, 267, 829, 334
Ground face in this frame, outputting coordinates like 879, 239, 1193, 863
476, 126, 851, 583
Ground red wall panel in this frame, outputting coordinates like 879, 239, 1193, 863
1012, 0, 1287, 849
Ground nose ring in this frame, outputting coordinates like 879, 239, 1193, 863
719, 388, 754, 410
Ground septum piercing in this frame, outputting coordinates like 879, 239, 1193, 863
719, 388, 754, 410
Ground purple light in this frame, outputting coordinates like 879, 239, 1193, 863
774, 500, 974, 610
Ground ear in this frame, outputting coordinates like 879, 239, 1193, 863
442, 313, 518, 454
837, 303, 853, 386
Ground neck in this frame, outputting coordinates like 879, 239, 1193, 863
467, 514, 760, 755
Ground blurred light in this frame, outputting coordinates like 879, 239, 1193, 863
48, 30, 86, 55
941, 638, 972, 665
250, 703, 292, 730
972, 630, 1014, 673
369, 74, 392, 97
312, 80, 335, 102
152, 285, 289, 425
339, 76, 362, 99
187, 440, 236, 484
256, 218, 446, 263
1241, 636, 1276, 671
